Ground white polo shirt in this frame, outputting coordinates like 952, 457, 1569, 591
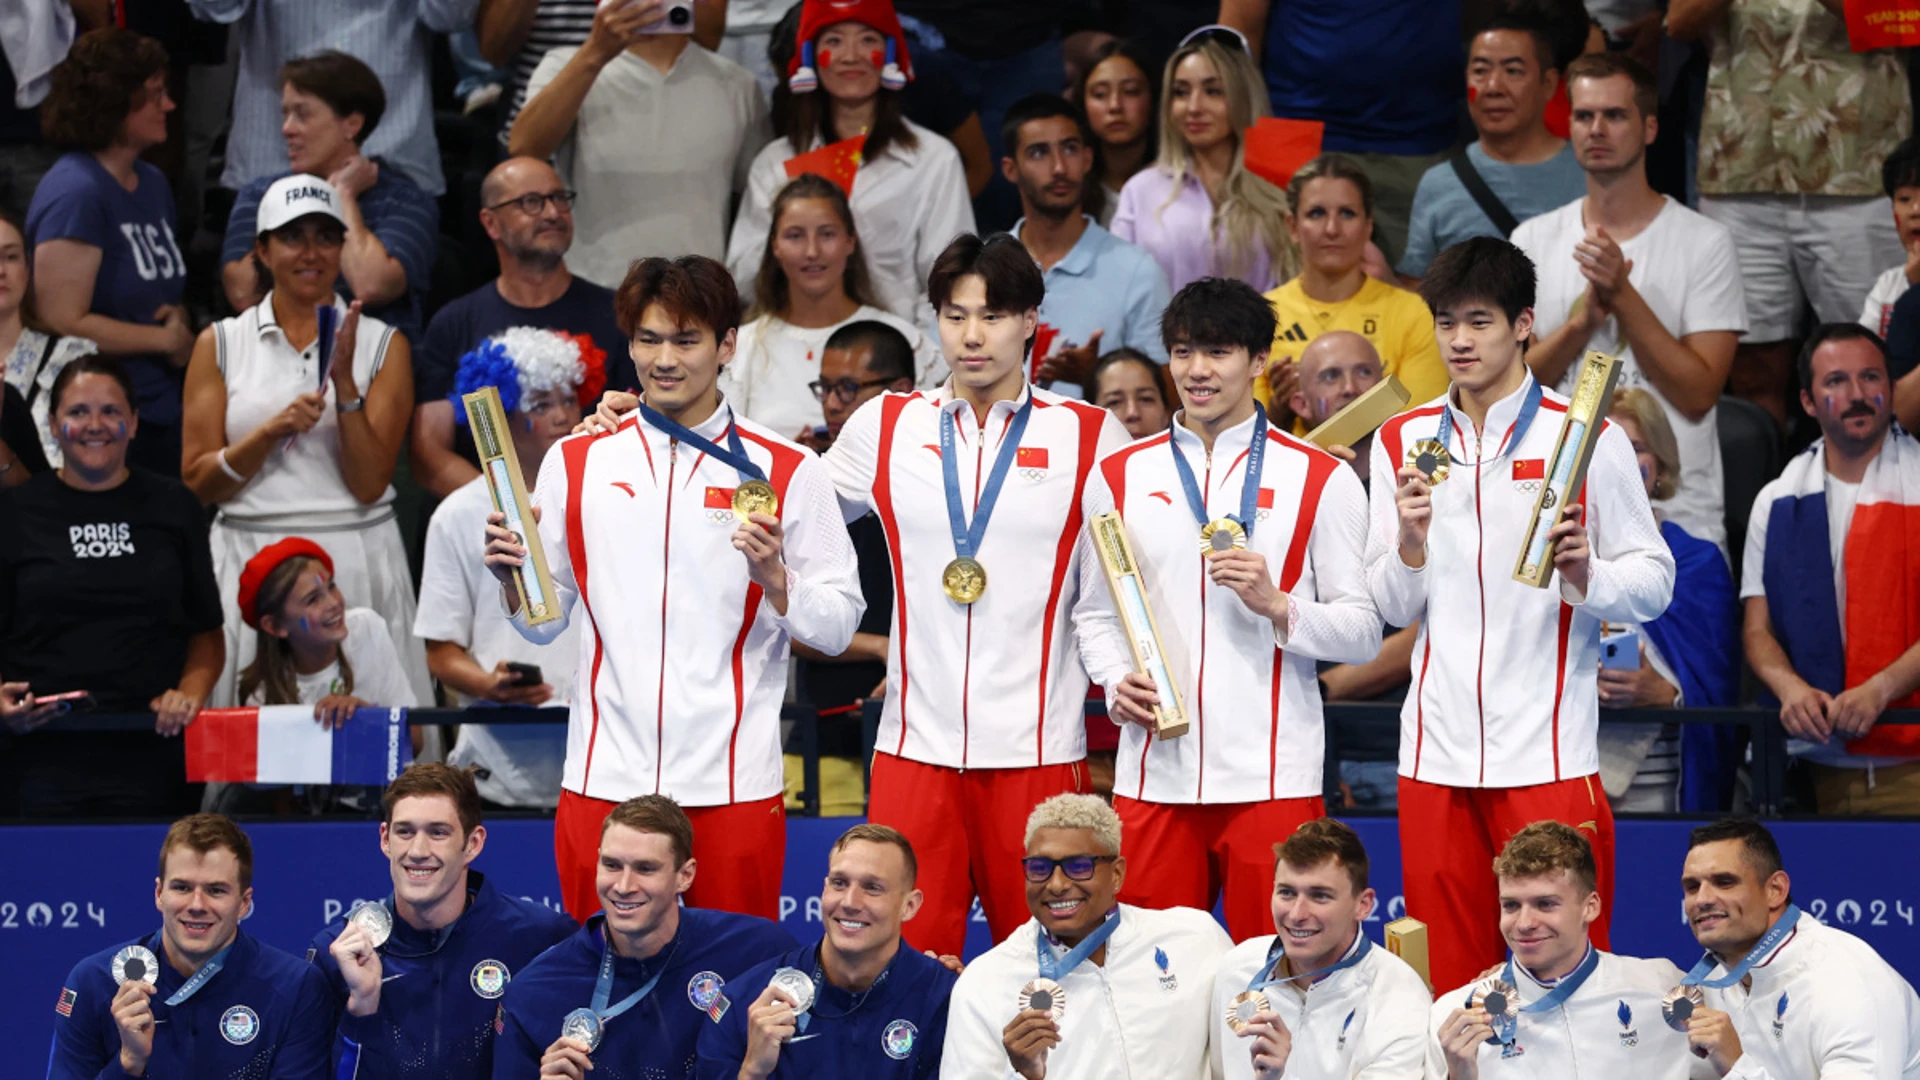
1365, 376, 1676, 789
1075, 412, 1380, 804
942, 903, 1233, 1080
510, 404, 863, 805
1699, 916, 1920, 1080
1429, 948, 1717, 1079
416, 475, 575, 809
1210, 933, 1429, 1080
824, 382, 1130, 769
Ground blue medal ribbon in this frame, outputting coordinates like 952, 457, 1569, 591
638, 403, 767, 486
589, 921, 672, 1023
1245, 930, 1371, 995
1467, 942, 1602, 1046
1035, 907, 1121, 983
158, 934, 236, 1007
1168, 410, 1268, 540
1434, 379, 1544, 472
940, 398, 1034, 563
1681, 904, 1801, 989
792, 947, 890, 1034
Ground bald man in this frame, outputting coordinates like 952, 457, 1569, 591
1287, 330, 1413, 812
408, 157, 637, 498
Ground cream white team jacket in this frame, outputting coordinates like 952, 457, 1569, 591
1364, 376, 1675, 788
941, 903, 1233, 1080
1700, 915, 1920, 1080
1425, 949, 1718, 1080
1209, 932, 1429, 1080
1075, 413, 1380, 803
825, 382, 1129, 769
510, 405, 862, 805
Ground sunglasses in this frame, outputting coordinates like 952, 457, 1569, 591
1178, 24, 1251, 54
1022, 854, 1117, 883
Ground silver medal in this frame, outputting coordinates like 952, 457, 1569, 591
347, 901, 392, 948
768, 967, 816, 1015
561, 1007, 604, 1052
112, 945, 159, 987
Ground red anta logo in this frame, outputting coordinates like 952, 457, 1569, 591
610, 481, 636, 497
922, 444, 941, 458
1148, 491, 1172, 505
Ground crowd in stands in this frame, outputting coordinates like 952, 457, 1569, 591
1, 0, 1918, 831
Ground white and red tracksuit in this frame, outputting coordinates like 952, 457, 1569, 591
1074, 411, 1379, 939
1364, 373, 1674, 992
825, 381, 1129, 956
513, 404, 863, 922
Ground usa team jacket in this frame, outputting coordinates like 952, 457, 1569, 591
940, 904, 1232, 1080
693, 940, 957, 1079
1074, 412, 1380, 804
512, 404, 863, 806
1427, 949, 1718, 1080
1210, 932, 1429, 1080
49, 929, 333, 1080
492, 909, 797, 1080
1699, 916, 1920, 1080
306, 871, 577, 1078
824, 383, 1129, 770
1365, 376, 1675, 789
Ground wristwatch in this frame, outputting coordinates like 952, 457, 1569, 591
336, 395, 366, 414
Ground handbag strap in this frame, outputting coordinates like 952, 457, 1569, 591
1448, 146, 1522, 238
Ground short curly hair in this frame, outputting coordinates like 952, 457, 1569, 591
1024, 793, 1122, 856
41, 28, 170, 152
1492, 821, 1597, 896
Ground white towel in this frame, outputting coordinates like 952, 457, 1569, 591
0, 0, 76, 110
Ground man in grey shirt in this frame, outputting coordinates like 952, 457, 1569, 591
1397, 12, 1586, 284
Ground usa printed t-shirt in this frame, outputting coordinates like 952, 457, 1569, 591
0, 468, 222, 709
26, 153, 188, 423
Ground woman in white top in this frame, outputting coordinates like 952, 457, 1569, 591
179, 175, 425, 708
720, 173, 937, 441
726, 0, 974, 323
0, 208, 97, 472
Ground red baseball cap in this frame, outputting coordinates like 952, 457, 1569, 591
237, 537, 334, 629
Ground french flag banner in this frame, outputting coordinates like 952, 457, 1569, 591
185, 706, 412, 785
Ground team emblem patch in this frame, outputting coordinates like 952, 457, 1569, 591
688, 971, 730, 1021
1154, 946, 1177, 991
1617, 1000, 1639, 1047
220, 1005, 261, 1045
882, 1018, 918, 1059
471, 959, 510, 999
1337, 1008, 1355, 1050
1773, 991, 1789, 1039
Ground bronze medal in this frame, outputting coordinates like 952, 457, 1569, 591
1224, 989, 1271, 1034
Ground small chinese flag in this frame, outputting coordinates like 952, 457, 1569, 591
1257, 487, 1275, 509
704, 486, 735, 508
1845, 0, 1920, 50
784, 135, 867, 196
1242, 118, 1325, 190
1514, 459, 1546, 481
1029, 323, 1061, 381
1017, 447, 1049, 468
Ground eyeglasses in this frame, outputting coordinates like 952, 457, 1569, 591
486, 190, 579, 215
809, 376, 895, 401
1022, 854, 1117, 883
1178, 24, 1251, 53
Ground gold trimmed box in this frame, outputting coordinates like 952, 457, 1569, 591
464, 385, 562, 625
1090, 512, 1188, 739
1513, 351, 1623, 588
1306, 374, 1411, 450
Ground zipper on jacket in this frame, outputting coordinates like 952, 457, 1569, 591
1195, 447, 1212, 802
656, 440, 676, 792
1473, 430, 1487, 786
959, 414, 984, 769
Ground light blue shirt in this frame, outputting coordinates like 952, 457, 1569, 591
1016, 216, 1172, 399
187, 0, 480, 196
1397, 141, 1587, 278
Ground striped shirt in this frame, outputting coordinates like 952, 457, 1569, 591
186, 0, 480, 196
500, 0, 597, 147
221, 164, 440, 343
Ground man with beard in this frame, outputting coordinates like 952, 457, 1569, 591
1003, 94, 1171, 393
1742, 325, 1920, 813
1514, 53, 1745, 554
410, 156, 635, 498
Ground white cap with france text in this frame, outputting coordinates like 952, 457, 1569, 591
256, 174, 347, 235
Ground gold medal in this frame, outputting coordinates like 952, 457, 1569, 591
1017, 978, 1065, 1020
1406, 439, 1451, 484
1198, 518, 1247, 555
731, 479, 779, 521
1224, 989, 1271, 1033
943, 557, 987, 604
1661, 985, 1705, 1032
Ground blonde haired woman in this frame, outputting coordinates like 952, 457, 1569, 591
1109, 27, 1294, 293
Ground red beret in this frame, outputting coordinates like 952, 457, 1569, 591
237, 537, 334, 629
